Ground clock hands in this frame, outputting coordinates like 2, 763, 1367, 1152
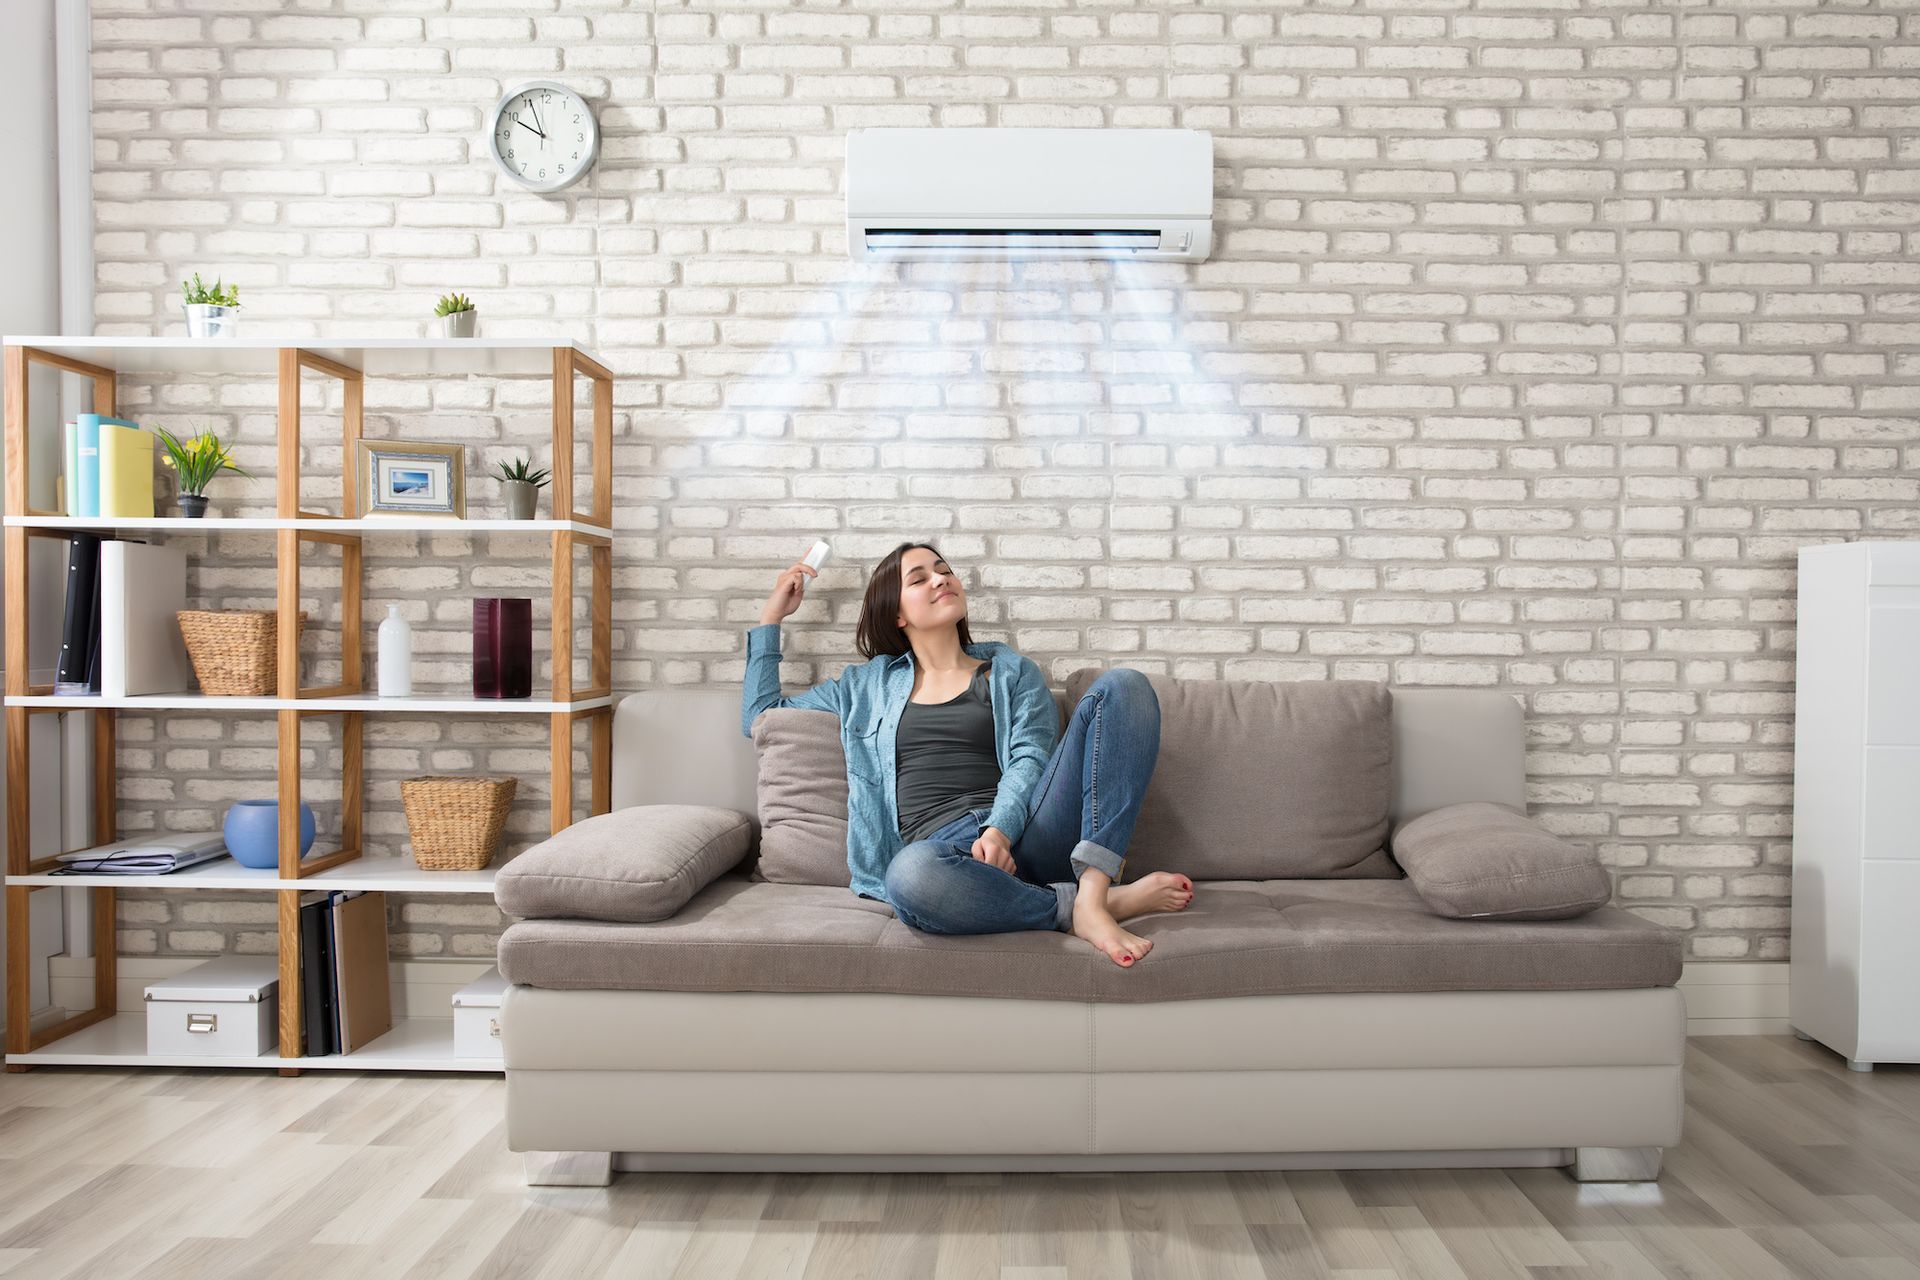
515, 116, 546, 141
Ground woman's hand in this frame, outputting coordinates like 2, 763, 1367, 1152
971, 826, 1015, 874
759, 560, 819, 626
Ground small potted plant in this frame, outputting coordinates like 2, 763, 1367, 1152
155, 424, 249, 517
435, 292, 477, 338
181, 273, 241, 338
495, 455, 549, 520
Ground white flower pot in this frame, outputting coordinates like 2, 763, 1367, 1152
183, 303, 239, 338
439, 310, 477, 338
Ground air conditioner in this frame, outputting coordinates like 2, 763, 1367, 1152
845, 128, 1214, 263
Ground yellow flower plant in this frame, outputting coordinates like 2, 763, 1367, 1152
154, 424, 249, 497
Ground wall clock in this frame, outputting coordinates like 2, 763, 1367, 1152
487, 81, 599, 194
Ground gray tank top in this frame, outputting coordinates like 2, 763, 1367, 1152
895, 664, 1001, 844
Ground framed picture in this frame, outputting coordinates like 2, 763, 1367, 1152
358, 441, 465, 518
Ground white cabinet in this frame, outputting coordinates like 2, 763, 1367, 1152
1791, 540, 1920, 1069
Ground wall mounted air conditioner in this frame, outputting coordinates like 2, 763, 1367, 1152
845, 128, 1214, 263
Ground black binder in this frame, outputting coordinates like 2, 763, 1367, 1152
55, 533, 101, 693
299, 893, 337, 1056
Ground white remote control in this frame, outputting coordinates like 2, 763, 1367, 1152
802, 540, 831, 572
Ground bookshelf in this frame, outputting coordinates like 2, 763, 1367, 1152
2, 336, 617, 1074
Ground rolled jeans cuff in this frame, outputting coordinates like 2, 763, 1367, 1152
1052, 882, 1075, 932
1069, 839, 1126, 883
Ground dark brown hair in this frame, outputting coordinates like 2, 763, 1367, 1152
856, 541, 975, 659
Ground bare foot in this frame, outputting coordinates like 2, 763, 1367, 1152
1106, 872, 1194, 922
1071, 894, 1154, 968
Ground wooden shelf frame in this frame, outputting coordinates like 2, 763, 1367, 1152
2, 338, 617, 1072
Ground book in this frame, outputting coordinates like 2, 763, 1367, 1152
54, 533, 101, 694
99, 541, 193, 697
98, 422, 155, 519
51, 834, 230, 875
63, 421, 80, 517
300, 891, 335, 1056
330, 891, 392, 1054
73, 414, 141, 519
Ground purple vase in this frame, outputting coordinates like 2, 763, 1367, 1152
473, 597, 532, 698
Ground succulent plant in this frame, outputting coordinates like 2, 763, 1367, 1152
434, 292, 476, 316
495, 455, 550, 488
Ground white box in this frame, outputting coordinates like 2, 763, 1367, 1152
144, 955, 278, 1058
452, 966, 508, 1060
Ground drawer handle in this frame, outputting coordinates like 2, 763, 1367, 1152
489, 1016, 501, 1039
187, 1013, 218, 1034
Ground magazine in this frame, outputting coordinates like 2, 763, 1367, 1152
51, 834, 231, 876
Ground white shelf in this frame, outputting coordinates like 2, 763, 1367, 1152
4, 515, 612, 535
5, 692, 613, 713
9, 850, 500, 893
2, 335, 602, 378
5, 1012, 501, 1072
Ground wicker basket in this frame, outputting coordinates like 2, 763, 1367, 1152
401, 775, 517, 871
175, 609, 306, 696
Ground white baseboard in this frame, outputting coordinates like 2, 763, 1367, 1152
1676, 960, 1788, 1036
49, 955, 494, 1021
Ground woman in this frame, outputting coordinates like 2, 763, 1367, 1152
742, 541, 1193, 968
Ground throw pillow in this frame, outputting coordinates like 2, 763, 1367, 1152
1062, 669, 1398, 880
751, 707, 853, 886
1391, 801, 1613, 920
494, 804, 753, 923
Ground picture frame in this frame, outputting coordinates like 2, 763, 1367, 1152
357, 440, 465, 519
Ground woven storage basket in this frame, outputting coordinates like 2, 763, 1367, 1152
175, 610, 306, 696
402, 775, 517, 871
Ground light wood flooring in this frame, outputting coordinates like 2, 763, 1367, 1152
1, 1034, 1917, 1279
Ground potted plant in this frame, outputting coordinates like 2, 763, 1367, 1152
435, 292, 477, 338
155, 424, 248, 517
181, 273, 241, 337
494, 455, 549, 520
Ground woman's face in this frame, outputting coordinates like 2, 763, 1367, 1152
894, 548, 967, 633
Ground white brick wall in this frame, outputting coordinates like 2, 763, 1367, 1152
84, 0, 1920, 964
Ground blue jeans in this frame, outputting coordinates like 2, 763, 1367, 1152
881, 668, 1161, 934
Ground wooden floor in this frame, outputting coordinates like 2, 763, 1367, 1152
1, 1035, 1917, 1279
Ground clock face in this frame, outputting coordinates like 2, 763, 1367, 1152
488, 81, 598, 194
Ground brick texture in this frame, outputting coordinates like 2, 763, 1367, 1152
83, 0, 1920, 965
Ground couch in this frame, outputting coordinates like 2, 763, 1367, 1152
493, 679, 1684, 1187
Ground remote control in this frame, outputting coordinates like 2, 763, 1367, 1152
802, 540, 831, 572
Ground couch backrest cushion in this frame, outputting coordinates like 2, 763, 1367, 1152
1063, 669, 1399, 880
750, 708, 853, 886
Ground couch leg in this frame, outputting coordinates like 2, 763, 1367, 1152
524, 1151, 613, 1187
1571, 1146, 1663, 1182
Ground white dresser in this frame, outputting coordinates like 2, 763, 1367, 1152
1791, 540, 1920, 1070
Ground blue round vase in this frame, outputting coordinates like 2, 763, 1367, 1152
223, 799, 317, 869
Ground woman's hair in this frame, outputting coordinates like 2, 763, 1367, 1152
856, 541, 975, 659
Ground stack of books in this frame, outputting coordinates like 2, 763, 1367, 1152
53, 535, 194, 697
64, 413, 156, 519
298, 890, 394, 1057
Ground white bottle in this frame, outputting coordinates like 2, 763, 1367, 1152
378, 604, 412, 697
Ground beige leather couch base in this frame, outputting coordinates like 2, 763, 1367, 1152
504, 985, 1684, 1163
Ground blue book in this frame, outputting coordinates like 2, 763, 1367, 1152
74, 414, 139, 519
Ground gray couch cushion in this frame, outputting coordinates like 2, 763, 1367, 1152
497, 874, 1681, 1003
1064, 669, 1399, 881
750, 708, 853, 886
494, 805, 754, 923
1392, 801, 1614, 921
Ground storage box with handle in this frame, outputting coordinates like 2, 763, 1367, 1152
452, 965, 508, 1060
144, 955, 278, 1057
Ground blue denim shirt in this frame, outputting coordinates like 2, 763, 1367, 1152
740, 623, 1061, 901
